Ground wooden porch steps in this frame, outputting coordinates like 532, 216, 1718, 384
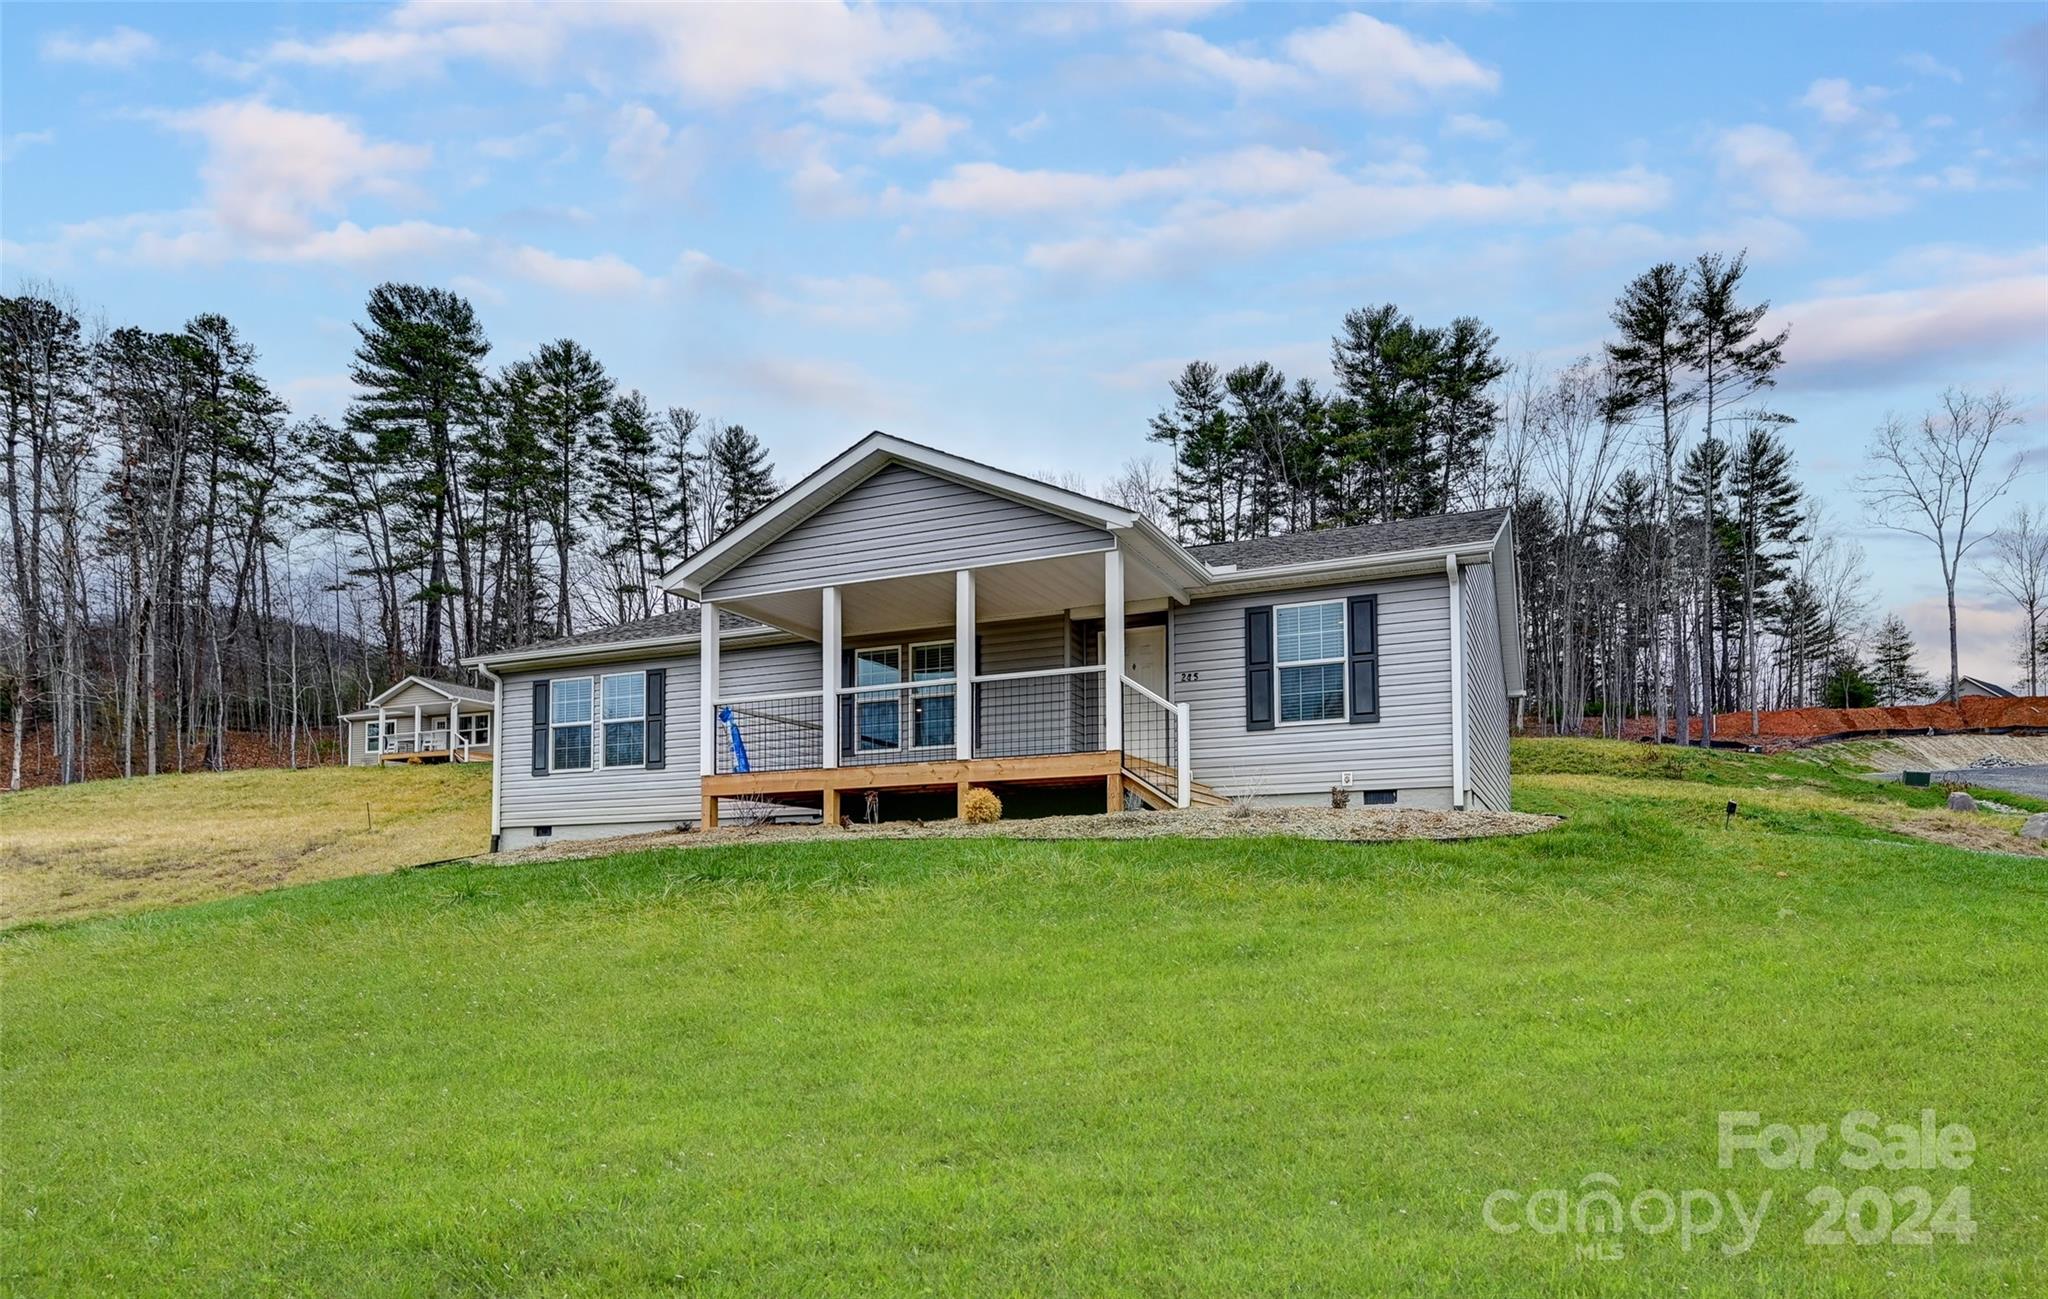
1120, 756, 1229, 810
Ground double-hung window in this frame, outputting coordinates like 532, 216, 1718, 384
602, 673, 646, 766
551, 677, 593, 770
457, 712, 491, 747
852, 647, 902, 751
1275, 599, 1347, 724
910, 640, 955, 749
365, 719, 394, 755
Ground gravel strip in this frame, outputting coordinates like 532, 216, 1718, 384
485, 806, 1562, 866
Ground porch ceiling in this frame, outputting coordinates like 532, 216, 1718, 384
715, 548, 1178, 640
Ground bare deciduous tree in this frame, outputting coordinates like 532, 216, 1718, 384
1857, 389, 2024, 699
1978, 502, 2048, 695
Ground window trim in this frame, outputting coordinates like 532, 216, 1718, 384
600, 670, 648, 768
457, 711, 491, 746
1273, 598, 1348, 727
549, 675, 595, 772
908, 638, 957, 750
849, 643, 905, 753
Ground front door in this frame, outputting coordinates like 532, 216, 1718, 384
1115, 626, 1169, 698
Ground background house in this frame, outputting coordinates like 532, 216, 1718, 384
342, 676, 495, 764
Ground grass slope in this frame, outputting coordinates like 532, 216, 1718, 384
5, 745, 2044, 1296
0, 763, 490, 926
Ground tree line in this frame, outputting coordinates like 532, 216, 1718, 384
1, 282, 777, 788
1141, 252, 2041, 739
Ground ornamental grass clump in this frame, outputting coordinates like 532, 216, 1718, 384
960, 787, 1003, 824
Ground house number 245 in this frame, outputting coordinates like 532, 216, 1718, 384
1176, 671, 1200, 684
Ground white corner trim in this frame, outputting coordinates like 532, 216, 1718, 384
1446, 553, 1467, 812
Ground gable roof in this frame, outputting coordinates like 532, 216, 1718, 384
365, 674, 495, 707
1943, 675, 2017, 700
465, 606, 782, 669
665, 431, 1159, 596
1188, 508, 1511, 571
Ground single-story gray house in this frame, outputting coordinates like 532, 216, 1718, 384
342, 675, 495, 764
466, 432, 1523, 849
1927, 675, 2018, 704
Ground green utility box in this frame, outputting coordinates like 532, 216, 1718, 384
1902, 770, 1931, 787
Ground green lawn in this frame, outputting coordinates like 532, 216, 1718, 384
4, 748, 2045, 1295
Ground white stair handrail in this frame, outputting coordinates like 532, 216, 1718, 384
1118, 674, 1191, 810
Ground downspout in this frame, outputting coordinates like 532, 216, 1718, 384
1446, 554, 1467, 812
477, 663, 504, 852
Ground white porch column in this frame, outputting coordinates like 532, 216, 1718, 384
450, 698, 460, 759
413, 702, 423, 751
1103, 546, 1124, 752
700, 600, 720, 776
820, 586, 841, 769
954, 569, 975, 761
376, 705, 386, 757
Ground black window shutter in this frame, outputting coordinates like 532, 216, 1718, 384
645, 668, 667, 769
1348, 595, 1380, 724
1244, 606, 1274, 731
531, 680, 550, 775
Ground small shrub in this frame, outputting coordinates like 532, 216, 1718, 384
960, 787, 1002, 824
1226, 796, 1255, 820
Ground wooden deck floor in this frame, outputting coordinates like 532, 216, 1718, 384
700, 751, 1123, 828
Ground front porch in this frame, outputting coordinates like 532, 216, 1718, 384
696, 545, 1195, 828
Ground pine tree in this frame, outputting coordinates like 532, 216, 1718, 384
706, 424, 776, 537
591, 390, 664, 622
1146, 361, 1227, 543
1330, 304, 1438, 522
1606, 262, 1696, 744
526, 340, 614, 635
346, 285, 489, 669
1867, 614, 1933, 705
1728, 423, 1803, 728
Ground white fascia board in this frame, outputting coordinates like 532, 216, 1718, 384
365, 674, 459, 707
663, 431, 1139, 597
461, 626, 795, 674
1190, 541, 1497, 597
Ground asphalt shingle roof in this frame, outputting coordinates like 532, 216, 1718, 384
419, 677, 495, 704
487, 607, 769, 660
1186, 507, 1509, 571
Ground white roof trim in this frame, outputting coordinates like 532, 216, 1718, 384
664, 432, 1139, 596
364, 674, 476, 707
461, 625, 791, 672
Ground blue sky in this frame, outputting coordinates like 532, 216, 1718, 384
3, 2, 2045, 677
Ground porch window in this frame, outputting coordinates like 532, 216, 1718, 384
551, 677, 593, 770
457, 712, 491, 746
853, 647, 901, 751
1275, 599, 1346, 724
602, 672, 646, 766
911, 640, 955, 749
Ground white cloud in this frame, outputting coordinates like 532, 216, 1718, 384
154, 99, 430, 244
1008, 111, 1051, 141
604, 104, 698, 195
1712, 125, 1906, 219
917, 263, 1022, 302
500, 245, 650, 295
919, 146, 1339, 216
1282, 12, 1499, 109
1443, 113, 1508, 141
1899, 52, 1963, 83
1024, 167, 1672, 279
1, 130, 55, 163
41, 25, 159, 68
1159, 12, 1497, 112
1798, 78, 1896, 129
1775, 272, 2048, 389
262, 2, 952, 106
815, 86, 969, 157
880, 105, 968, 157
727, 355, 905, 418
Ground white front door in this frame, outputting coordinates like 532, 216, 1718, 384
1108, 626, 1168, 698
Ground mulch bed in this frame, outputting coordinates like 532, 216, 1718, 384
487, 806, 1563, 866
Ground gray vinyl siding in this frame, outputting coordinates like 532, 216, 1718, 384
379, 682, 455, 710
348, 719, 371, 765
497, 641, 815, 835
1171, 574, 1454, 801
1463, 562, 1512, 812
708, 463, 1111, 600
